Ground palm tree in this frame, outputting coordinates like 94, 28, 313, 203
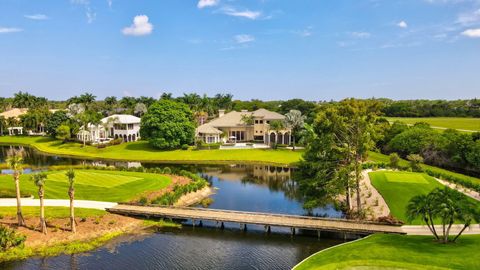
285, 110, 306, 151
269, 120, 285, 147
406, 194, 439, 240
66, 169, 76, 233
31, 172, 48, 234
6, 149, 26, 226
0, 115, 6, 136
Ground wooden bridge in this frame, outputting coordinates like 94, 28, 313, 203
107, 205, 404, 235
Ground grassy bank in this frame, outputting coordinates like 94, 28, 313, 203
368, 151, 480, 186
0, 206, 105, 218
0, 169, 171, 202
369, 171, 444, 224
386, 117, 480, 132
0, 136, 302, 165
294, 234, 480, 270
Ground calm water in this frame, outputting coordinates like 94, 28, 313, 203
0, 145, 345, 270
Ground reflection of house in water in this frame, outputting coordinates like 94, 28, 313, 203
252, 165, 291, 181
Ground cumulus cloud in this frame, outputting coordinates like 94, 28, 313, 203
234, 34, 255, 43
397, 21, 408, 28
0, 27, 23, 34
462, 28, 480, 37
122, 15, 153, 36
198, 0, 219, 9
457, 9, 480, 26
220, 7, 262, 20
24, 14, 49, 20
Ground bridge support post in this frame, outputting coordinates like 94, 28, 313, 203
240, 223, 247, 231
198, 220, 203, 227
317, 230, 321, 239
192, 219, 196, 228
290, 227, 295, 236
264, 225, 271, 234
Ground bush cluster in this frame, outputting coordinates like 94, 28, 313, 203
151, 170, 209, 206
0, 225, 26, 251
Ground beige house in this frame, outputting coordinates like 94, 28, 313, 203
196, 109, 291, 145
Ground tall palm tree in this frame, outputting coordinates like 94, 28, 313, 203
6, 149, 26, 226
0, 115, 6, 136
66, 169, 76, 233
32, 172, 48, 234
285, 110, 306, 151
406, 194, 439, 240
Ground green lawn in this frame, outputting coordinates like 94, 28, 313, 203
0, 206, 105, 218
369, 171, 480, 224
294, 234, 480, 270
386, 117, 480, 132
368, 151, 480, 186
369, 171, 443, 224
0, 136, 302, 165
0, 169, 171, 202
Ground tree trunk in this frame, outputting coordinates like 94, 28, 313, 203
292, 134, 296, 151
39, 187, 47, 234
69, 189, 76, 233
424, 217, 437, 239
445, 219, 454, 243
428, 214, 439, 240
14, 173, 26, 227
346, 184, 352, 210
453, 224, 469, 242
355, 159, 362, 215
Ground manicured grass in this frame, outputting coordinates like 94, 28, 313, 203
369, 171, 480, 224
294, 234, 480, 270
0, 136, 303, 165
0, 206, 105, 218
386, 117, 480, 132
0, 169, 171, 202
369, 171, 444, 224
368, 151, 480, 186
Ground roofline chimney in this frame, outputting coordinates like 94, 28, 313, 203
218, 109, 225, 118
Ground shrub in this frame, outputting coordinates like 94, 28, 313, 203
139, 196, 148, 206
181, 144, 189, 150
163, 167, 172, 175
389, 153, 400, 169
97, 144, 107, 149
108, 138, 123, 146
407, 154, 424, 172
0, 225, 26, 251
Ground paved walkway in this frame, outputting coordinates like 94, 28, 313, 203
0, 198, 117, 210
402, 224, 480, 235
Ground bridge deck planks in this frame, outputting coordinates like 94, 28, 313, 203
107, 204, 404, 234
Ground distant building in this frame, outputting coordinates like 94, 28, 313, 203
77, 114, 141, 143
195, 109, 291, 145
0, 108, 60, 135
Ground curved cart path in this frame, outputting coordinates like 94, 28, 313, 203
0, 198, 117, 210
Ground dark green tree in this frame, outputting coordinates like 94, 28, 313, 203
140, 99, 195, 149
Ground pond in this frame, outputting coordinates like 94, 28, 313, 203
0, 145, 345, 270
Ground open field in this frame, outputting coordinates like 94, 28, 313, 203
369, 171, 443, 224
293, 234, 480, 270
367, 151, 480, 186
0, 169, 171, 202
0, 136, 302, 165
369, 171, 480, 224
386, 117, 480, 132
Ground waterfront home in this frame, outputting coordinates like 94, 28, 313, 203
195, 109, 291, 145
77, 114, 141, 143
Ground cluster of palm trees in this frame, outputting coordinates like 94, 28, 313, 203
406, 187, 480, 243
6, 149, 77, 235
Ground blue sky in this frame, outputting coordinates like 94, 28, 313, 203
0, 0, 479, 101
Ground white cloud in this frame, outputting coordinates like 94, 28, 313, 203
107, 0, 113, 8
234, 34, 255, 43
397, 21, 408, 28
122, 15, 153, 36
457, 9, 480, 26
198, 0, 219, 9
0, 27, 23, 34
86, 7, 96, 23
220, 7, 262, 20
24, 14, 49, 20
350, 31, 371, 38
462, 28, 480, 37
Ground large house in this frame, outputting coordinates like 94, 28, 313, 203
77, 114, 141, 143
196, 109, 291, 145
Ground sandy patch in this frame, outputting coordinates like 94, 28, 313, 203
175, 186, 215, 207
350, 169, 390, 221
